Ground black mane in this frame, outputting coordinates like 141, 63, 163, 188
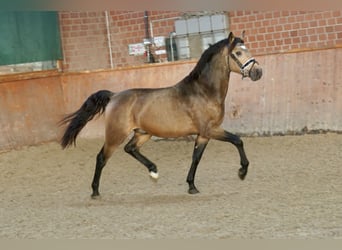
184, 36, 244, 82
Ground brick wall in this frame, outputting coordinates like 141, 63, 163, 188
229, 10, 342, 55
59, 11, 110, 72
109, 11, 182, 67
59, 11, 182, 71
59, 10, 342, 72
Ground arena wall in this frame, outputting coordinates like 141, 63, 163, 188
1, 48, 341, 151
0, 74, 64, 151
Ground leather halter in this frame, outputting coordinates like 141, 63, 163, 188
228, 38, 257, 78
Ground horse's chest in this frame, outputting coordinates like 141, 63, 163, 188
195, 100, 225, 124
209, 103, 225, 122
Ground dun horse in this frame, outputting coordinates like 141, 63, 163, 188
60, 31, 262, 198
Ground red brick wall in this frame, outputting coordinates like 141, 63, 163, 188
59, 10, 342, 72
109, 11, 182, 67
229, 10, 342, 55
59, 11, 110, 72
59, 11, 182, 71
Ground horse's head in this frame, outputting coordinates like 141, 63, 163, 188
226, 31, 262, 81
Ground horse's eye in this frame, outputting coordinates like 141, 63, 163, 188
236, 51, 242, 56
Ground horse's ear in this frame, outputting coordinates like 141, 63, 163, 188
241, 30, 245, 40
228, 32, 234, 44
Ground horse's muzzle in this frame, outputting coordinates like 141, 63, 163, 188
249, 64, 262, 81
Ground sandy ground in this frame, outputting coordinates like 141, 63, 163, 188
0, 133, 341, 239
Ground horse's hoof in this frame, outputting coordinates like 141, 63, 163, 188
188, 187, 200, 194
149, 171, 159, 180
91, 192, 101, 199
238, 167, 247, 180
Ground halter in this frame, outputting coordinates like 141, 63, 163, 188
228, 39, 257, 78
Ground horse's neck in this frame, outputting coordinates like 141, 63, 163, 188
197, 58, 230, 103
177, 54, 230, 104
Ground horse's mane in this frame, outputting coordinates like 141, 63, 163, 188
184, 36, 244, 82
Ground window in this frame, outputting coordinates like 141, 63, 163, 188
173, 13, 229, 60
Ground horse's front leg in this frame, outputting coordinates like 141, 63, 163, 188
210, 128, 249, 180
186, 136, 209, 194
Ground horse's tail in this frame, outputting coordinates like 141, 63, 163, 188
59, 90, 114, 149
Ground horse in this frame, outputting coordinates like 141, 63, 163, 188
59, 31, 262, 198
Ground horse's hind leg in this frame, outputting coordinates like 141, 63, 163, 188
91, 134, 127, 198
124, 129, 158, 179
91, 146, 107, 198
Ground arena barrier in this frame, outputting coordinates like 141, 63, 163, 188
1, 48, 341, 151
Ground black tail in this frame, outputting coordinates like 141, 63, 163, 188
59, 90, 114, 149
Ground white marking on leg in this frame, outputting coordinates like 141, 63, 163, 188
149, 171, 159, 179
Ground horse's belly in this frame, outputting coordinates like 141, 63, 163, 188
138, 110, 197, 138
